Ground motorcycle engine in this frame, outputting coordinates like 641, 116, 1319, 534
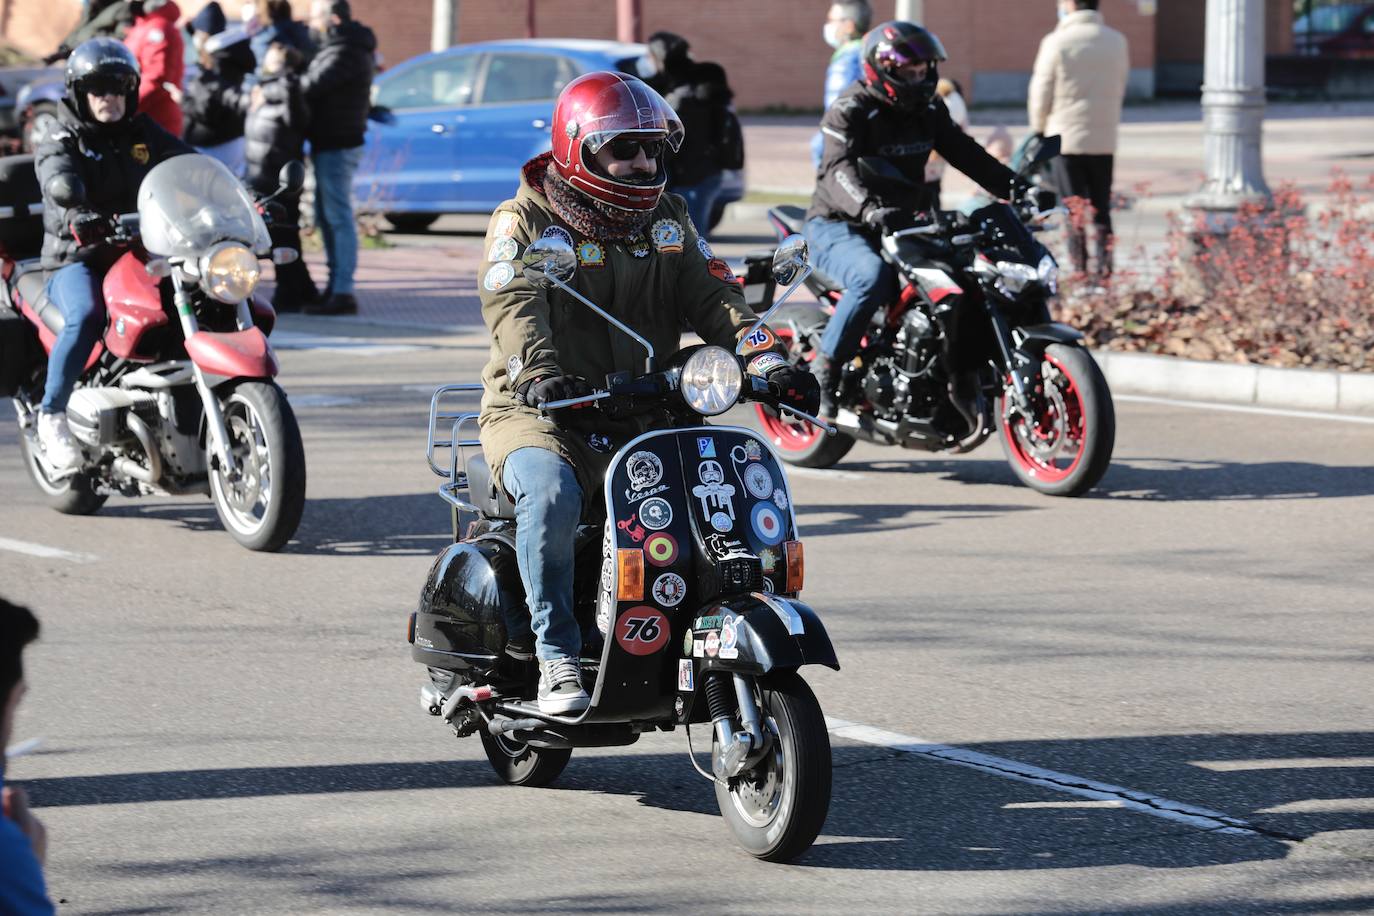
862, 357, 901, 421
66, 388, 158, 448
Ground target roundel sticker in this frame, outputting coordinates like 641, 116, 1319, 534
750, 502, 785, 546
616, 606, 670, 656
644, 531, 679, 567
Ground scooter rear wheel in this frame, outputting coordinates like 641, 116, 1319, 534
480, 731, 572, 788
715, 671, 831, 862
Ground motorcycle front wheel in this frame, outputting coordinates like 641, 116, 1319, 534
479, 731, 572, 787
208, 381, 306, 551
997, 343, 1114, 497
714, 672, 831, 862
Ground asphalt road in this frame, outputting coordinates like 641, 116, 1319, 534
2, 321, 1372, 914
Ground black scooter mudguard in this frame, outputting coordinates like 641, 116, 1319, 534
688, 593, 839, 678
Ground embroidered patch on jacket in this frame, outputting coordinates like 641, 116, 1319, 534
130, 143, 149, 165
697, 237, 714, 259
651, 219, 684, 253
507, 354, 523, 379
488, 237, 519, 262
541, 225, 573, 248
483, 262, 516, 291
577, 240, 605, 268
706, 258, 735, 283
492, 211, 519, 237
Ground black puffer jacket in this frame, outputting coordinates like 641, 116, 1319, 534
182, 38, 256, 149
300, 19, 376, 151
242, 72, 308, 195
35, 101, 192, 269
808, 82, 1016, 225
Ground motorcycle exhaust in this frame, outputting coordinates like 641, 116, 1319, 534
111, 413, 163, 484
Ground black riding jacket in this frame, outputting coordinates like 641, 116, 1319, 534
300, 19, 376, 151
807, 82, 1016, 225
35, 100, 192, 269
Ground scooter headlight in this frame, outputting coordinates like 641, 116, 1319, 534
680, 346, 743, 416
201, 242, 261, 303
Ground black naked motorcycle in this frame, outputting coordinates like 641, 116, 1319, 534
750, 136, 1115, 497
408, 235, 841, 862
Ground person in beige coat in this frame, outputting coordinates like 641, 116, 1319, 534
1028, 0, 1128, 277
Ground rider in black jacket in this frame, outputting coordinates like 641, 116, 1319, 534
32, 38, 191, 469
805, 21, 1019, 418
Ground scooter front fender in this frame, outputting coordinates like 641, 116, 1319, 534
690, 593, 839, 676
185, 328, 279, 383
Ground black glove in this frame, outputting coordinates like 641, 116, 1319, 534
749, 355, 820, 417
861, 203, 907, 234
518, 373, 591, 409
69, 210, 110, 247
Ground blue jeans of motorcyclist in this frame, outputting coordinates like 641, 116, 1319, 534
503, 446, 585, 662
40, 261, 108, 413
804, 217, 899, 362
311, 145, 363, 295
671, 171, 723, 238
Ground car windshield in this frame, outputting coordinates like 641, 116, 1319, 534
1295, 3, 1367, 32
137, 154, 270, 258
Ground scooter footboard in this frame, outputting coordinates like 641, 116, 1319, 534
690, 593, 839, 677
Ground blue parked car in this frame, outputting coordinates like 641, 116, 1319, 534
354, 39, 745, 232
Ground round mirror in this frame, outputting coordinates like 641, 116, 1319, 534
771, 234, 809, 287
277, 161, 306, 195
521, 236, 577, 288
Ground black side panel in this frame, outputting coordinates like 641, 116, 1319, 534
412, 539, 527, 668
0, 299, 39, 397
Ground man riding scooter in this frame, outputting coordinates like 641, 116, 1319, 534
476, 71, 818, 713
31, 38, 191, 471
806, 21, 1033, 423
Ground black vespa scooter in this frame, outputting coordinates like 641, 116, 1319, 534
408, 235, 840, 862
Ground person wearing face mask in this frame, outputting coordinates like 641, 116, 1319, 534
811, 1, 870, 169
1029, 0, 1128, 278
474, 72, 815, 713
30, 38, 192, 470
805, 22, 1023, 423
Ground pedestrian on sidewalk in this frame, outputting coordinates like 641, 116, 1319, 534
811, 1, 870, 169
250, 0, 315, 67
300, 0, 376, 316
1028, 0, 1128, 277
182, 9, 254, 176
639, 32, 742, 237
243, 42, 317, 312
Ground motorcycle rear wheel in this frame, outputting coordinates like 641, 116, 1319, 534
997, 344, 1114, 497
479, 731, 572, 787
753, 320, 856, 468
19, 427, 107, 515
714, 671, 831, 862
208, 381, 306, 552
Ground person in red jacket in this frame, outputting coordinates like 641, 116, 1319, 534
124, 0, 184, 137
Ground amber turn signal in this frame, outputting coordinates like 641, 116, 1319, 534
407, 612, 417, 644
617, 549, 645, 601
784, 540, 804, 593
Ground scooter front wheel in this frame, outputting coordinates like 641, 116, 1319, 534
715, 671, 831, 862
480, 731, 572, 787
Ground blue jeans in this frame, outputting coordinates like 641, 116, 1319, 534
503, 447, 585, 661
41, 261, 107, 413
804, 217, 899, 362
672, 171, 724, 238
311, 146, 363, 295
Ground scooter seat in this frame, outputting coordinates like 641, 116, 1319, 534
14, 265, 61, 335
767, 205, 843, 296
466, 452, 517, 521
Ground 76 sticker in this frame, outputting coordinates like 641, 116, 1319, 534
616, 606, 670, 656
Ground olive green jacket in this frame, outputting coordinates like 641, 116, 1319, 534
477, 166, 769, 507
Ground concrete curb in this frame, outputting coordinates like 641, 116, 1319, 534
1092, 349, 1374, 415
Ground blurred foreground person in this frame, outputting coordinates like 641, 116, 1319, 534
1, 596, 54, 916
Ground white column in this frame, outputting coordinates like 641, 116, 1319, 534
895, 0, 924, 23
1186, 0, 1271, 211
432, 0, 458, 52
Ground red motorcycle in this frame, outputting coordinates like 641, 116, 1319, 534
0, 153, 307, 551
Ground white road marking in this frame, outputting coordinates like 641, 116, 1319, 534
5, 738, 42, 759
826, 717, 1267, 836
288, 394, 362, 408
272, 331, 427, 355
1117, 394, 1374, 426
1191, 757, 1374, 772
786, 466, 867, 481
0, 537, 98, 563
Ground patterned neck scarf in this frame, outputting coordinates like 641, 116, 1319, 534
525, 153, 656, 243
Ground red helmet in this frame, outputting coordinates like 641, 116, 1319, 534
550, 71, 684, 212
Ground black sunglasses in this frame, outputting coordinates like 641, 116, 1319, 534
606, 137, 667, 161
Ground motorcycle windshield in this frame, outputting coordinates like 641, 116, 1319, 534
137, 154, 271, 258
969, 201, 1040, 263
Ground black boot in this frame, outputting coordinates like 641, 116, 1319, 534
813, 357, 842, 419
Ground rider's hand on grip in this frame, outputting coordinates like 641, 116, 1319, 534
861, 203, 907, 234
749, 355, 820, 417
69, 210, 110, 247
519, 373, 592, 410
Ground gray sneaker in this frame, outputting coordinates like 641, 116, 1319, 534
537, 657, 589, 715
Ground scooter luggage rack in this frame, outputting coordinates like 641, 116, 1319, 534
426, 384, 483, 525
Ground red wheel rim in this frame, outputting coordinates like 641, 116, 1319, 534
1000, 353, 1086, 483
754, 328, 824, 452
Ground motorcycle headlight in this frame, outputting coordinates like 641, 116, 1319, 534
201, 242, 261, 303
680, 346, 743, 416
995, 261, 1039, 294
1037, 253, 1059, 295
